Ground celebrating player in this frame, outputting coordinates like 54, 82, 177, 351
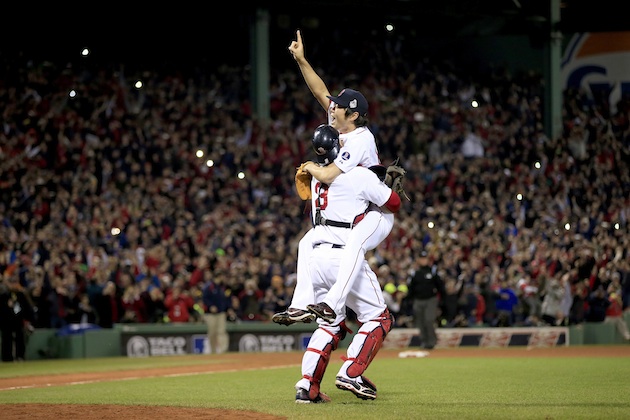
273, 29, 400, 326
295, 124, 400, 403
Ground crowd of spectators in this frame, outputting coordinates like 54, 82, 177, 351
1, 34, 629, 340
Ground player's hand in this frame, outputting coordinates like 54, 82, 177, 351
301, 161, 314, 173
288, 30, 305, 61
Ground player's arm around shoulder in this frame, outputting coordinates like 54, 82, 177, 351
302, 161, 342, 185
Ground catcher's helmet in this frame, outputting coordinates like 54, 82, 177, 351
312, 124, 340, 166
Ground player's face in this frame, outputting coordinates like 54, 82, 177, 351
330, 103, 355, 134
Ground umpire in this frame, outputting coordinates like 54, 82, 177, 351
407, 251, 445, 350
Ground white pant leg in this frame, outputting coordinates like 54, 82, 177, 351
289, 228, 316, 310
324, 210, 394, 316
310, 247, 386, 324
344, 259, 388, 323
295, 324, 343, 391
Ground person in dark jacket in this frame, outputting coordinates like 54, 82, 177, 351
407, 251, 446, 349
202, 273, 231, 354
1, 275, 35, 362
585, 286, 610, 322
92, 281, 123, 328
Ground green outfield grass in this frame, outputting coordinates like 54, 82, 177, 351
1, 348, 629, 419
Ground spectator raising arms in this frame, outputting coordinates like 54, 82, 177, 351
0, 32, 628, 339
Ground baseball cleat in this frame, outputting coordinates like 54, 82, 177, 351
306, 302, 336, 323
295, 388, 331, 404
335, 376, 377, 400
272, 308, 316, 326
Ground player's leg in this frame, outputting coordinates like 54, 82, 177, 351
273, 229, 316, 325
295, 244, 347, 403
294, 322, 351, 403
335, 262, 393, 400
309, 209, 394, 322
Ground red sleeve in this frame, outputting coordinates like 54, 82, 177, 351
384, 191, 401, 213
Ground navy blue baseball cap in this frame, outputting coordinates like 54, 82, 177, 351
327, 88, 368, 116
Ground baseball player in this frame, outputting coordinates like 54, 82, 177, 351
273, 29, 395, 326
295, 125, 400, 403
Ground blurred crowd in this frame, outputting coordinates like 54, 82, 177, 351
1, 36, 629, 338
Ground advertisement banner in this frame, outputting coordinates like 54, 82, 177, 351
384, 327, 568, 349
561, 31, 630, 112
121, 330, 313, 357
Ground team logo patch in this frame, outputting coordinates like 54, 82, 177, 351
341, 151, 350, 161
349, 99, 358, 109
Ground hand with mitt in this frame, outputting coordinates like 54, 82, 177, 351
385, 158, 410, 201
295, 162, 313, 200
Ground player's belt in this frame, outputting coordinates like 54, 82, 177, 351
313, 243, 345, 249
314, 210, 365, 229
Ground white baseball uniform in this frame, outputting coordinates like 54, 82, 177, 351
308, 165, 391, 323
289, 106, 395, 317
295, 165, 391, 393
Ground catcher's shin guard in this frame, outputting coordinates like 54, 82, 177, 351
302, 322, 351, 400
343, 309, 393, 378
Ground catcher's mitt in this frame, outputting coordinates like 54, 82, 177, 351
295, 162, 313, 200
384, 158, 410, 201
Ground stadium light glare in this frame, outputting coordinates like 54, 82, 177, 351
81, 48, 90, 57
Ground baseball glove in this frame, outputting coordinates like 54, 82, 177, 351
295, 162, 313, 200
384, 158, 410, 201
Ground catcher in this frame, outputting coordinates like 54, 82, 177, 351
295, 123, 400, 403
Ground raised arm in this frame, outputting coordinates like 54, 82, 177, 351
288, 30, 331, 111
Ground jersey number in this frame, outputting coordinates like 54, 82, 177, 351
315, 182, 329, 210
